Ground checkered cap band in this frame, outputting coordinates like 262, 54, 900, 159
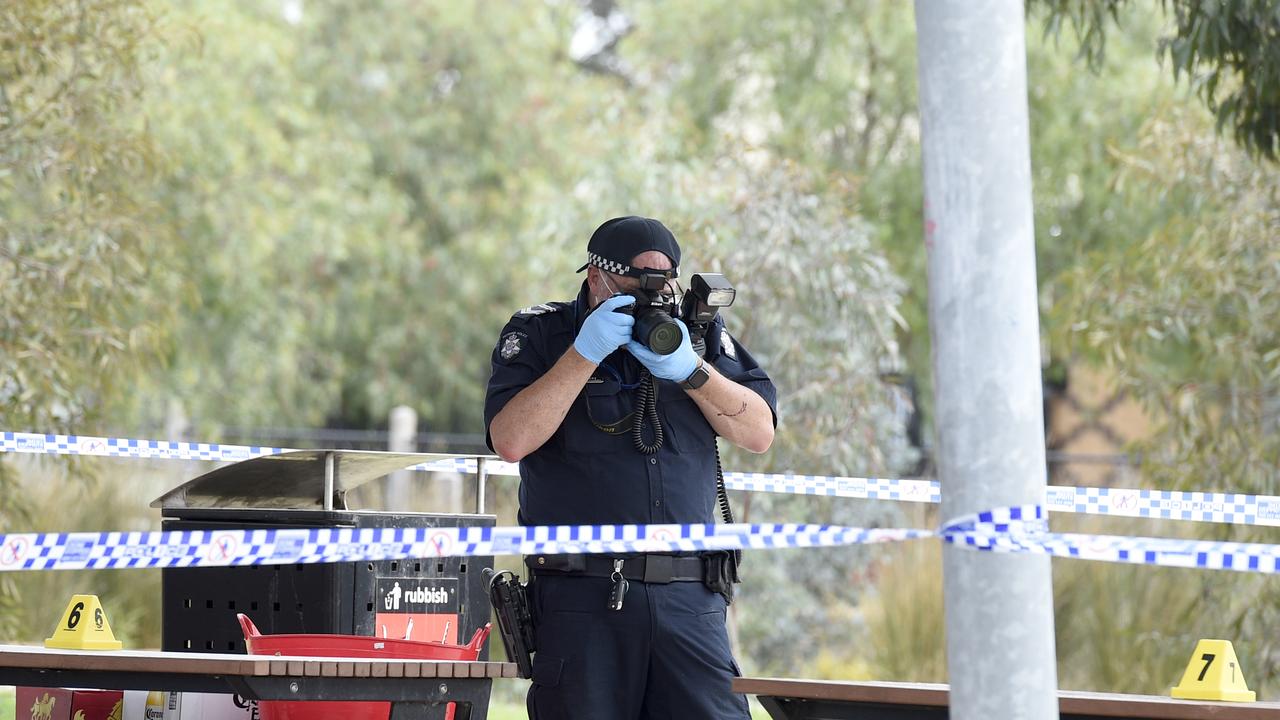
586, 252, 632, 276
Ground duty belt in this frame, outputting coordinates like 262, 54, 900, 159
527, 554, 706, 584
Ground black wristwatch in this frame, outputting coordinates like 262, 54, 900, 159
679, 359, 711, 390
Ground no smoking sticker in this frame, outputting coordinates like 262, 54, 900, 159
0, 537, 30, 567
428, 531, 453, 557
207, 534, 239, 563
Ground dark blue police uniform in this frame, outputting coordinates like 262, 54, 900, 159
484, 283, 777, 720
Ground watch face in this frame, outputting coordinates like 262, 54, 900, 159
683, 363, 710, 389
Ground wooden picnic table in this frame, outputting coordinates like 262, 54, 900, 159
735, 677, 1280, 720
0, 644, 518, 720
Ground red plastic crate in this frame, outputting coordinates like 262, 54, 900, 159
238, 613, 489, 720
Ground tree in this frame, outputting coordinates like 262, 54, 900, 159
1037, 0, 1280, 160
1051, 103, 1279, 497
0, 0, 175, 637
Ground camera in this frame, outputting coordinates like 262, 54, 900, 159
614, 271, 736, 355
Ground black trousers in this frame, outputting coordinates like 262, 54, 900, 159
526, 574, 750, 720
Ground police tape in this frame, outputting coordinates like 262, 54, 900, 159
2, 507, 1279, 576
0, 523, 932, 572
5, 430, 1280, 529
942, 505, 1280, 574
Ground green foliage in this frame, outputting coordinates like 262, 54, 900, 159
0, 0, 175, 637
1036, 0, 1280, 160
1052, 533, 1207, 692
860, 532, 947, 682
0, 0, 173, 434
1052, 104, 1280, 494
1045, 94, 1280, 694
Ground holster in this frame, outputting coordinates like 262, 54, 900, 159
485, 569, 537, 679
702, 550, 742, 604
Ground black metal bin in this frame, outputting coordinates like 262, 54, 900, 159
151, 450, 496, 659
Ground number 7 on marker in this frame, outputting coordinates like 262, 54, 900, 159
1198, 653, 1216, 682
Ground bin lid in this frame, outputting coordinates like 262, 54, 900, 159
149, 449, 466, 510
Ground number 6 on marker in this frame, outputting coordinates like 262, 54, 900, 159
1198, 653, 1216, 682
66, 601, 84, 629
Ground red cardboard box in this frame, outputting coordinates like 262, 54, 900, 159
17, 687, 124, 720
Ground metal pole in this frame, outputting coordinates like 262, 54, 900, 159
386, 405, 418, 509
323, 451, 336, 512
914, 2, 1059, 719
475, 457, 487, 515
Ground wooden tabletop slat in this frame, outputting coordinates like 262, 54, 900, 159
734, 678, 1280, 719
736, 678, 948, 706
0, 645, 516, 684
0, 645, 263, 677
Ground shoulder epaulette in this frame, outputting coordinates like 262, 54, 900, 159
514, 303, 563, 318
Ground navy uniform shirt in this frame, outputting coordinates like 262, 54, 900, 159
484, 283, 777, 527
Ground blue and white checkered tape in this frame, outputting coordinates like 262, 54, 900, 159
942, 504, 1280, 574
0, 523, 932, 572
0, 432, 285, 463
3, 505, 1279, 576
723, 471, 941, 503
6, 431, 1280, 529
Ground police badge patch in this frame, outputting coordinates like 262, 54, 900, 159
721, 329, 737, 359
500, 332, 524, 361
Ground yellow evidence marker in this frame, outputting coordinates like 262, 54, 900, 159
45, 594, 123, 650
1171, 639, 1255, 702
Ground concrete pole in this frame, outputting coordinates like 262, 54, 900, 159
914, 2, 1059, 719
385, 405, 417, 509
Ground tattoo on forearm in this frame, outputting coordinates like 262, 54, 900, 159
717, 402, 748, 418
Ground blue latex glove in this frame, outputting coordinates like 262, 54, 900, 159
627, 318, 699, 382
574, 294, 636, 364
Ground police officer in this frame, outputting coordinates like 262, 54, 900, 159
485, 216, 777, 720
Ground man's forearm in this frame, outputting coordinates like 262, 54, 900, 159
489, 348, 596, 462
686, 365, 774, 453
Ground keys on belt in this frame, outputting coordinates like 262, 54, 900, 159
608, 559, 629, 611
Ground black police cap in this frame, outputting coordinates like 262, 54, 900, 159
576, 216, 681, 279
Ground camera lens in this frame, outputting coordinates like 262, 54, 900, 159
648, 321, 682, 355
638, 314, 682, 355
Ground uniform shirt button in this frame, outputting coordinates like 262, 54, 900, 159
654, 500, 661, 507
649, 458, 657, 465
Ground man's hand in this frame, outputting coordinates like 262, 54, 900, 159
574, 294, 636, 364
626, 319, 699, 382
